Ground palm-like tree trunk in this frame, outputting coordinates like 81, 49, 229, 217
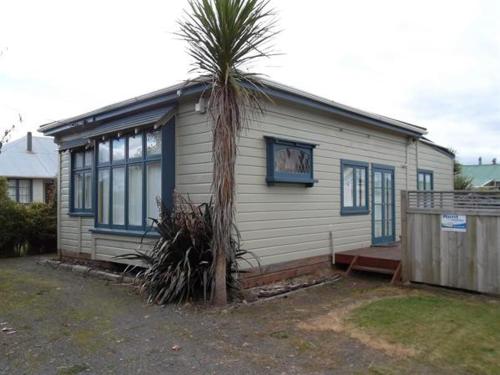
179, 0, 277, 305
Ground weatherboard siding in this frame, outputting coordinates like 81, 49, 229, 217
235, 100, 420, 266
417, 141, 454, 191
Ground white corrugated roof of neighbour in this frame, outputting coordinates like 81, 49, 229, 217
0, 135, 58, 179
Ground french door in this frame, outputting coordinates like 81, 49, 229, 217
372, 165, 395, 245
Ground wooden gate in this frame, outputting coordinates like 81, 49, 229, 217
401, 191, 500, 294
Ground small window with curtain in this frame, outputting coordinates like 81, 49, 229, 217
71, 149, 93, 213
96, 128, 163, 230
341, 160, 369, 215
7, 179, 33, 203
417, 169, 433, 191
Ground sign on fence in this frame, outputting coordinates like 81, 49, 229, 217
441, 214, 467, 232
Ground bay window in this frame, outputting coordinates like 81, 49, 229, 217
341, 160, 369, 215
96, 128, 163, 230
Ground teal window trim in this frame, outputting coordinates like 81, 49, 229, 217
70, 149, 94, 214
264, 136, 317, 187
94, 119, 175, 235
417, 169, 434, 191
341, 159, 369, 215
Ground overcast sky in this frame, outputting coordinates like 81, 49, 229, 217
1, 0, 499, 164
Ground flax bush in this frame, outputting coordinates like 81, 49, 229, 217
120, 195, 258, 304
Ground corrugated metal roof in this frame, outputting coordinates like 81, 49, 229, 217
38, 77, 428, 137
0, 135, 57, 179
461, 164, 500, 187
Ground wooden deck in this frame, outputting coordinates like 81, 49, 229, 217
335, 244, 401, 283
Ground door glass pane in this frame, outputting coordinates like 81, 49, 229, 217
343, 167, 354, 207
84, 172, 92, 209
375, 221, 382, 237
84, 150, 93, 167
386, 220, 393, 236
146, 129, 162, 156
146, 162, 161, 224
374, 188, 382, 204
112, 167, 125, 225
374, 204, 382, 220
374, 171, 382, 188
75, 152, 84, 169
97, 169, 110, 224
98, 141, 110, 164
74, 172, 83, 209
128, 164, 143, 226
112, 138, 125, 162
128, 134, 143, 159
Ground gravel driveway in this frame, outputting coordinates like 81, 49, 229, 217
1, 256, 446, 375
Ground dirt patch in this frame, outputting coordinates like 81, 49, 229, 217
298, 294, 417, 358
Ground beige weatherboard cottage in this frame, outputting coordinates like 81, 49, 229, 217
39, 79, 454, 278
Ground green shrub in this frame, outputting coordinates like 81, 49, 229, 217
0, 177, 57, 257
120, 195, 258, 304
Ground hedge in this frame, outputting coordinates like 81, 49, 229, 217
0, 177, 57, 257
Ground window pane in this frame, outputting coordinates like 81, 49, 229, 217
356, 168, 366, 207
97, 169, 110, 224
343, 167, 354, 207
7, 180, 17, 201
146, 130, 162, 156
128, 165, 143, 226
418, 173, 425, 190
112, 138, 125, 162
274, 146, 311, 174
128, 134, 143, 159
18, 180, 31, 203
74, 173, 83, 209
112, 167, 125, 225
84, 172, 92, 209
425, 174, 432, 190
146, 162, 161, 224
84, 150, 93, 167
98, 141, 110, 164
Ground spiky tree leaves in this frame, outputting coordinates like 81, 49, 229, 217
178, 0, 277, 305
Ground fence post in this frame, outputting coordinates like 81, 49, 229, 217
400, 190, 409, 282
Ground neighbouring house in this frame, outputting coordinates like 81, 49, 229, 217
0, 132, 57, 203
38, 79, 454, 278
462, 158, 500, 189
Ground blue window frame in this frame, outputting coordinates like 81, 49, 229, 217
264, 136, 316, 186
70, 149, 93, 214
417, 169, 433, 191
7, 179, 33, 203
95, 124, 174, 232
341, 160, 369, 215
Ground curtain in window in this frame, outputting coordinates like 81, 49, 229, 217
98, 169, 110, 224
146, 162, 161, 225
128, 164, 143, 226
18, 180, 31, 203
112, 167, 125, 225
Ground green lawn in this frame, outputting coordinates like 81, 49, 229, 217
348, 293, 500, 374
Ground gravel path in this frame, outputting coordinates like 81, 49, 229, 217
0, 256, 443, 375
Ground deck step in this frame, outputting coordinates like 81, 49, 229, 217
350, 265, 395, 275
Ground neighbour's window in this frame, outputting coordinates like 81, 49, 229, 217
417, 170, 433, 191
96, 128, 162, 230
7, 179, 33, 203
341, 160, 369, 215
264, 136, 316, 186
71, 149, 93, 213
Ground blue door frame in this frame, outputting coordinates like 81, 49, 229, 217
371, 164, 396, 245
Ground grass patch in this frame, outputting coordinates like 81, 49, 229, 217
348, 294, 500, 374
